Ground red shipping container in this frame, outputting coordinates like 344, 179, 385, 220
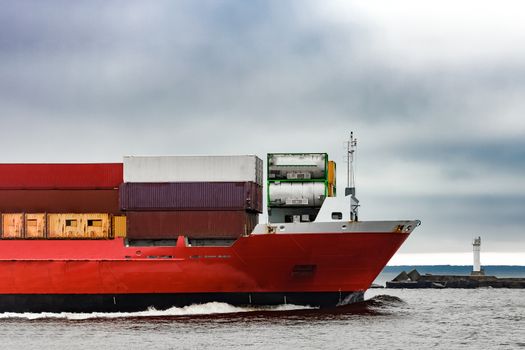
119, 182, 262, 213
0, 189, 120, 214
126, 211, 259, 239
0, 163, 122, 189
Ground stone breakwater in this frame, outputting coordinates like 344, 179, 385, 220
386, 269, 525, 288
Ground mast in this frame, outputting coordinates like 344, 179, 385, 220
346, 132, 357, 193
345, 132, 359, 221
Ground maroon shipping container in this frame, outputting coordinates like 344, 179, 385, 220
126, 211, 259, 239
119, 182, 263, 213
0, 163, 123, 189
0, 189, 120, 213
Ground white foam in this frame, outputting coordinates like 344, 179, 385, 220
0, 302, 314, 320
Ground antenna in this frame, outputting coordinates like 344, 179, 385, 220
345, 132, 359, 221
346, 131, 357, 191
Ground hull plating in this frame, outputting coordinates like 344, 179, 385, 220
0, 232, 408, 297
0, 291, 364, 312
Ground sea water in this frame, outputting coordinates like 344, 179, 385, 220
0, 267, 523, 350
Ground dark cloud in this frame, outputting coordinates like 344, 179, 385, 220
397, 138, 525, 175
364, 194, 525, 253
0, 0, 366, 120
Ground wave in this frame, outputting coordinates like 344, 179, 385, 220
0, 296, 404, 320
365, 294, 405, 307
0, 302, 315, 320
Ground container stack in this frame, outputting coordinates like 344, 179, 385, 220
267, 153, 336, 223
121, 156, 263, 239
0, 163, 122, 239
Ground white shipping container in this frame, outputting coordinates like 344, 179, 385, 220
123, 155, 263, 186
268, 182, 326, 207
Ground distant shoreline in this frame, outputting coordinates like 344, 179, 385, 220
388, 253, 525, 266
386, 264, 525, 267
374, 265, 525, 285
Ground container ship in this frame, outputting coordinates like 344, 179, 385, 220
0, 134, 419, 312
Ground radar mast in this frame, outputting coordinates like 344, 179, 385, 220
345, 132, 359, 221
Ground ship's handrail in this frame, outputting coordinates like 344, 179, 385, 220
252, 220, 420, 235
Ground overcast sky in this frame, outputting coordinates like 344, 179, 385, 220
0, 1, 523, 263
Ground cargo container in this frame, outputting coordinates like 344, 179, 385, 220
47, 213, 111, 239
268, 153, 328, 180
327, 161, 336, 197
126, 211, 259, 239
327, 184, 336, 197
0, 189, 120, 213
119, 182, 262, 213
25, 213, 46, 239
1, 213, 24, 239
0, 163, 122, 189
112, 216, 127, 238
123, 156, 263, 186
83, 213, 111, 239
268, 182, 327, 207
48, 214, 83, 239
327, 161, 336, 186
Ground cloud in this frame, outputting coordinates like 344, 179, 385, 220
362, 194, 525, 254
315, 0, 525, 67
0, 1, 523, 256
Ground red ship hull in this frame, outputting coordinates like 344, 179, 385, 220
0, 230, 409, 312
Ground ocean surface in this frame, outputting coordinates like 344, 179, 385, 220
0, 266, 523, 350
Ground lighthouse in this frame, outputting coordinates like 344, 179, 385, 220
471, 237, 484, 276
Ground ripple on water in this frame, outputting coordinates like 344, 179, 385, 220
0, 289, 522, 350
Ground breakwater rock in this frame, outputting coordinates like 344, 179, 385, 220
386, 269, 525, 289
